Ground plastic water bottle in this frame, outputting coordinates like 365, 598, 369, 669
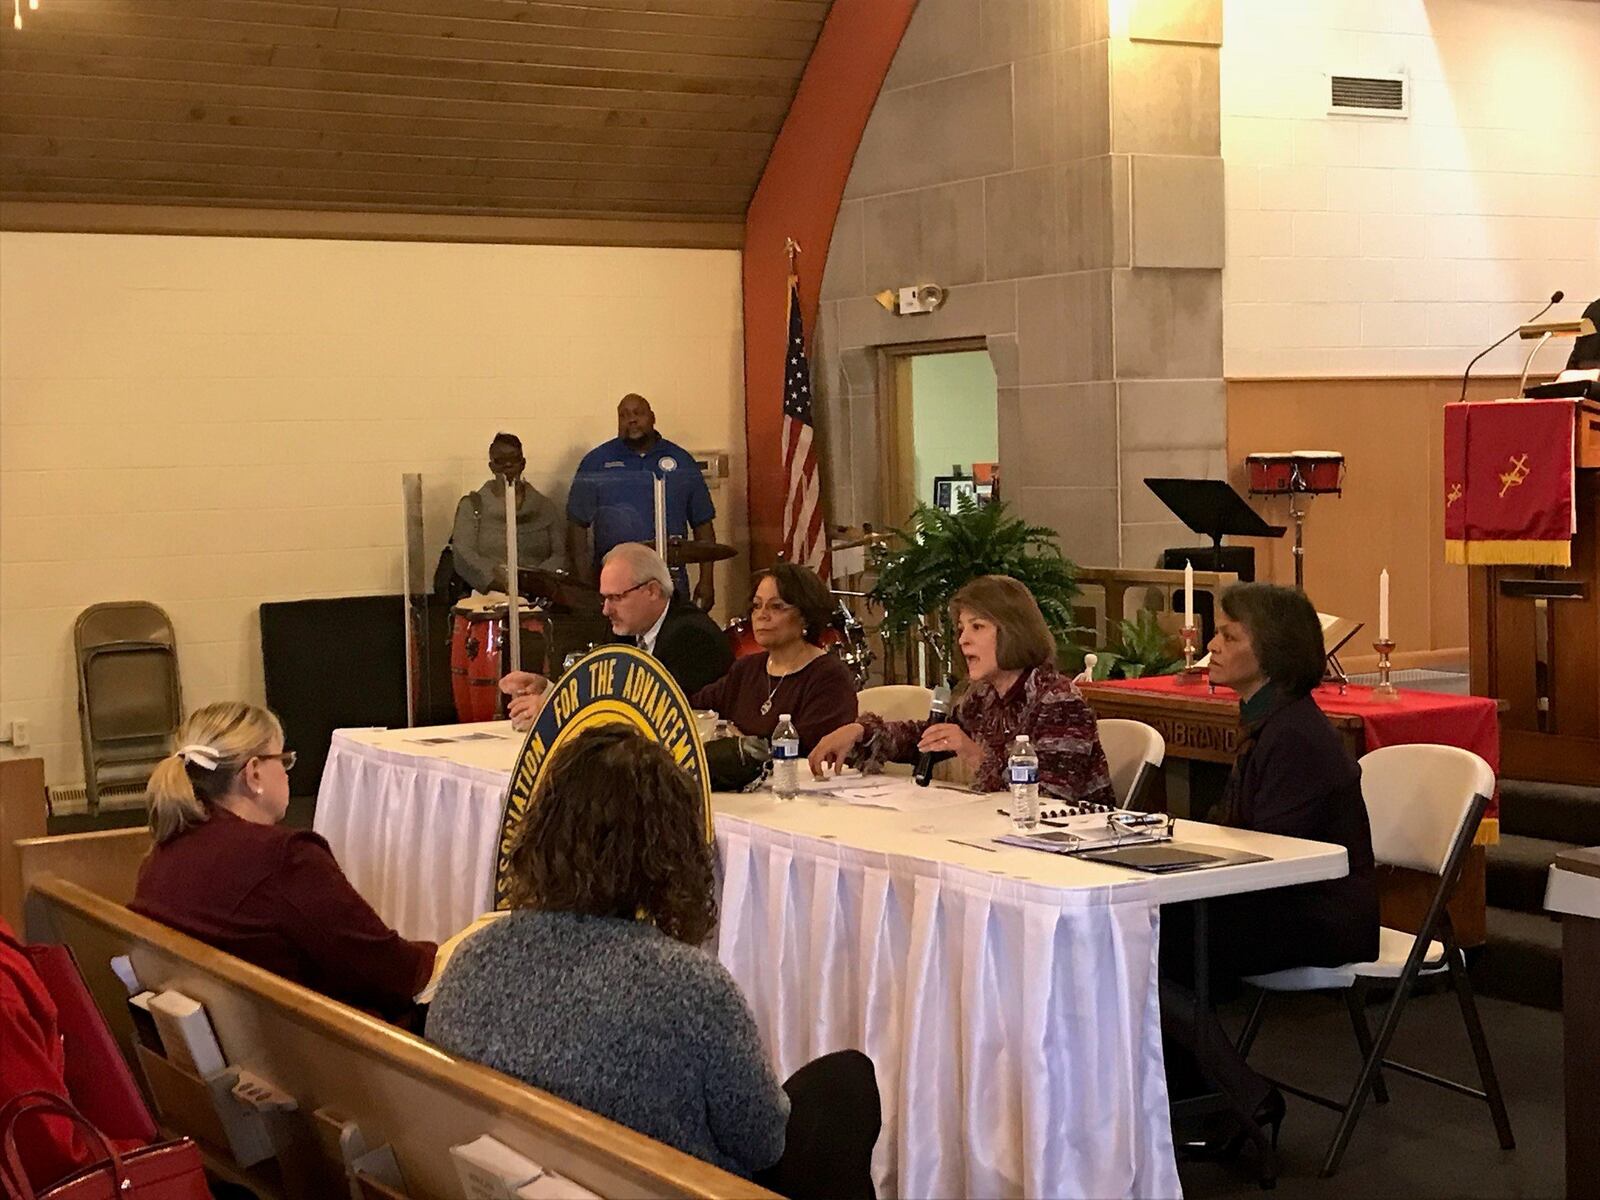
1008, 735, 1039, 831
771, 714, 801, 801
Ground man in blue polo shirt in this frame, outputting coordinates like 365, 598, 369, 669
567, 393, 718, 609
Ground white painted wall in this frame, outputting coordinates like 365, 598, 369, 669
0, 233, 746, 785
1222, 0, 1600, 378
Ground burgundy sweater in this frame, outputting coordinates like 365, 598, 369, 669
131, 808, 435, 1019
691, 651, 859, 753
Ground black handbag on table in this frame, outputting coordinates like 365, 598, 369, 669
703, 735, 772, 792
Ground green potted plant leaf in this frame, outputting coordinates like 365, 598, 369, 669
1087, 609, 1185, 680
870, 496, 1082, 679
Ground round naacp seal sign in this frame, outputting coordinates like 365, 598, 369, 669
658, 455, 678, 472
493, 644, 711, 909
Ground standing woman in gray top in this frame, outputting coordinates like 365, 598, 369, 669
448, 432, 567, 594
427, 725, 880, 1197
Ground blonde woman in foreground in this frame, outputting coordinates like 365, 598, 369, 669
131, 702, 435, 1021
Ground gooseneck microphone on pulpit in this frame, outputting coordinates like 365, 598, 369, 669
1459, 290, 1563, 402
914, 681, 954, 788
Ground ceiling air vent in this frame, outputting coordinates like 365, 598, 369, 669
1327, 71, 1409, 118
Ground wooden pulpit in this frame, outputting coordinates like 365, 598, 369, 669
1469, 399, 1600, 785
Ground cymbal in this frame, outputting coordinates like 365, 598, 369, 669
517, 566, 595, 602
665, 537, 738, 566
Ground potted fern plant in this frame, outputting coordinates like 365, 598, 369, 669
870, 497, 1081, 681
1077, 609, 1186, 680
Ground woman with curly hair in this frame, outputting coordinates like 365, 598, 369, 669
425, 725, 880, 1197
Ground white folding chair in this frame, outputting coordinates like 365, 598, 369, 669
856, 685, 933, 722
1235, 743, 1515, 1176
1094, 718, 1165, 810
855, 685, 934, 779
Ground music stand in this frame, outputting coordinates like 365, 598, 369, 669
1144, 478, 1286, 555
1144, 478, 1285, 636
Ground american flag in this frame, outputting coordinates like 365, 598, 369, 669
781, 275, 831, 579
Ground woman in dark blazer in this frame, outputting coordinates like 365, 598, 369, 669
1163, 583, 1379, 1166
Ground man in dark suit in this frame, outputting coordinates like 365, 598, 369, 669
503, 542, 732, 729
592, 542, 732, 694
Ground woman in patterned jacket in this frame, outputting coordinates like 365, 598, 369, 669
809, 574, 1115, 804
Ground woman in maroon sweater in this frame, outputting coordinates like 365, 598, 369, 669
131, 702, 435, 1020
691, 564, 858, 753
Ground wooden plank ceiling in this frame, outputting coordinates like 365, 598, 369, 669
0, 0, 831, 240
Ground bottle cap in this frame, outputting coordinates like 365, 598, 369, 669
779, 714, 792, 721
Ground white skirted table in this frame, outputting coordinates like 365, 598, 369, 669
316, 722, 1348, 1200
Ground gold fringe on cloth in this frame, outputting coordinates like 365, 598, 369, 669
1444, 538, 1572, 567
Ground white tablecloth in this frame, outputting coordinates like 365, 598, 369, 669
317, 723, 1349, 1199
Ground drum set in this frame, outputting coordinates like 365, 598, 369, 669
726, 527, 892, 690
723, 598, 874, 688
447, 531, 886, 722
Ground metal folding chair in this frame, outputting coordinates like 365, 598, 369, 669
74, 602, 184, 813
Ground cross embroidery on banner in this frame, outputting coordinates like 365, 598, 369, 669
1497, 453, 1531, 499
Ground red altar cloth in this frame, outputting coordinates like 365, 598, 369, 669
1090, 676, 1500, 838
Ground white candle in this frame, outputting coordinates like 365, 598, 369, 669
1184, 560, 1195, 631
1379, 568, 1390, 642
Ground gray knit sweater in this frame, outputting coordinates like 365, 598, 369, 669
425, 910, 789, 1178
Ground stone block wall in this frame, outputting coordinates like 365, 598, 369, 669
814, 0, 1226, 569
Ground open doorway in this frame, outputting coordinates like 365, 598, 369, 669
874, 338, 999, 529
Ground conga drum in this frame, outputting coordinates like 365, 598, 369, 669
450, 597, 546, 723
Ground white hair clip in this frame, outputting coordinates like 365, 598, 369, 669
177, 744, 222, 771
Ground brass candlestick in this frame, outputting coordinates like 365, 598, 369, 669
1371, 638, 1399, 702
1175, 624, 1205, 686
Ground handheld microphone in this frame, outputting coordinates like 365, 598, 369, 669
1459, 290, 1563, 402
913, 682, 954, 788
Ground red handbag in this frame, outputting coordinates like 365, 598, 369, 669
0, 1091, 210, 1200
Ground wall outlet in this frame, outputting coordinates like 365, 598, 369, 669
10, 719, 28, 749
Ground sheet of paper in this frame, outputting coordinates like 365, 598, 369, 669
796, 773, 984, 812
793, 771, 896, 795
405, 730, 512, 745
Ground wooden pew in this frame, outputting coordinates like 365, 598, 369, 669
25, 876, 773, 1200
14, 826, 151, 910
1, 756, 49, 928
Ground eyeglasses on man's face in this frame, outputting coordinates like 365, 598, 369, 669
600, 580, 651, 606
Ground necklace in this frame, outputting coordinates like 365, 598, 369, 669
760, 647, 821, 715
759, 670, 789, 716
